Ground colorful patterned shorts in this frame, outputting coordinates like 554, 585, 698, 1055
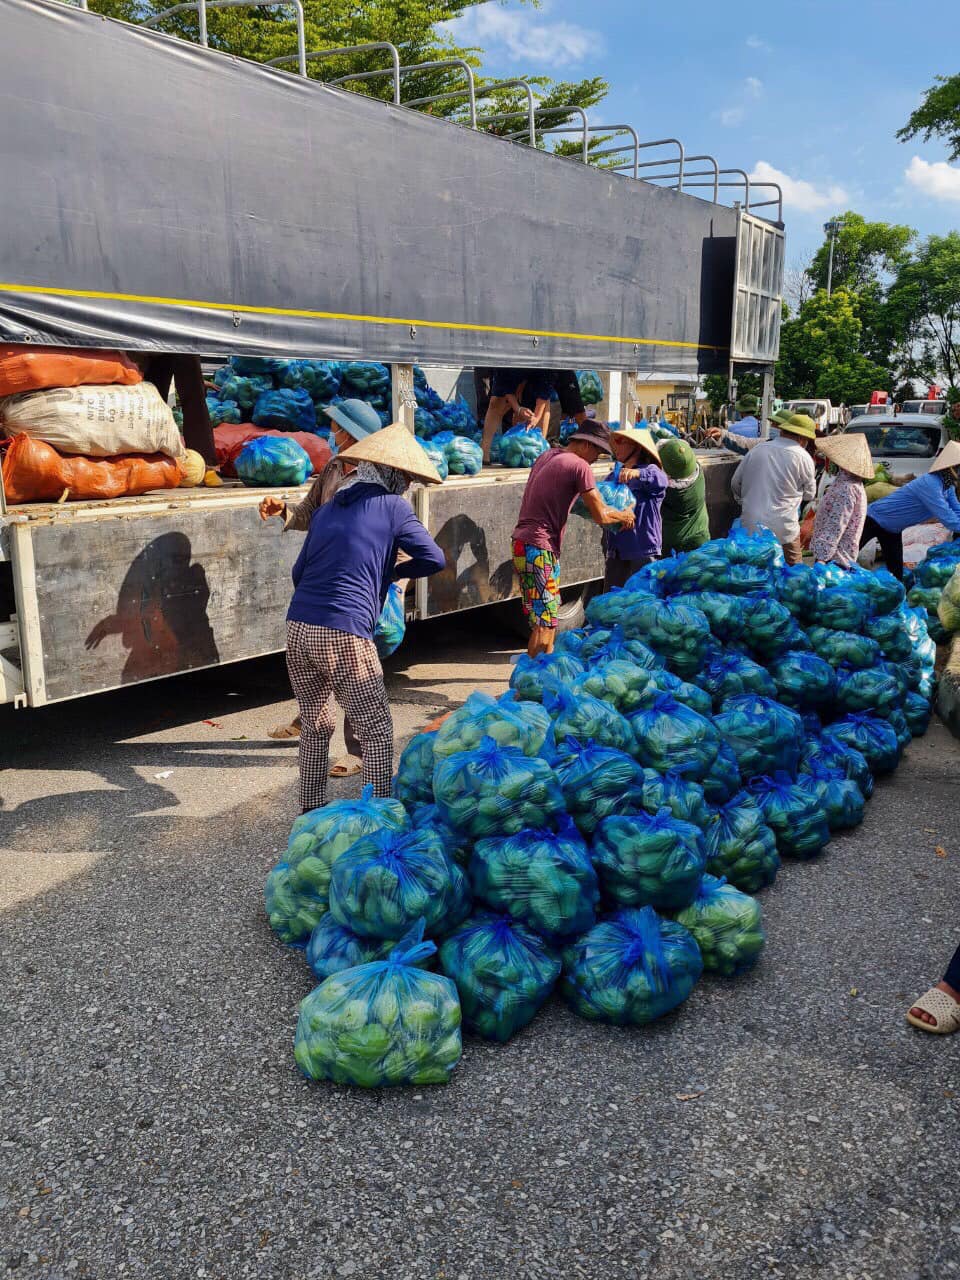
512, 539, 561, 629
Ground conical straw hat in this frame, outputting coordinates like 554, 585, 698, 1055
609, 425, 662, 468
339, 423, 443, 485
817, 433, 874, 481
930, 439, 960, 475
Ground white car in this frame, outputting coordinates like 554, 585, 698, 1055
844, 413, 948, 479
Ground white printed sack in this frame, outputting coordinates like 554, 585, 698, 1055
0, 382, 184, 458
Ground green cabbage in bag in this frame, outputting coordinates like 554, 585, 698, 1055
799, 734, 874, 800
697, 651, 777, 709
700, 740, 743, 806
392, 731, 436, 808
640, 768, 714, 830
509, 652, 585, 704
741, 595, 806, 658
634, 668, 714, 717
573, 659, 653, 714
585, 589, 656, 631
806, 626, 882, 670
554, 739, 646, 837
546, 685, 635, 755
670, 591, 748, 642
713, 694, 803, 780
766, 650, 837, 710
800, 759, 865, 831
673, 874, 765, 976
703, 792, 779, 893
746, 772, 830, 860
614, 598, 711, 679
592, 808, 706, 912
864, 609, 917, 663
628, 692, 721, 780
306, 915, 405, 982
776, 563, 822, 620
433, 690, 552, 760
578, 626, 664, 670
937, 566, 960, 633
433, 737, 565, 839
835, 665, 904, 716
406, 803, 472, 868
265, 863, 327, 946
903, 690, 932, 737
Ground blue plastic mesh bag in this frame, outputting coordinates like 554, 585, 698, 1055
235, 436, 312, 486
585, 589, 655, 631
592, 808, 706, 911
293, 925, 462, 1087
614, 598, 711, 678
674, 874, 766, 977
392, 731, 436, 808
696, 651, 777, 708
509, 651, 585, 704
799, 734, 874, 800
546, 685, 635, 755
579, 626, 664, 670
806, 627, 882, 670
205, 394, 242, 425
903, 690, 932, 737
835, 664, 904, 716
766, 649, 838, 710
640, 768, 714, 830
671, 591, 748, 642
700, 740, 743, 806
628, 692, 721, 780
746, 772, 830, 859
374, 583, 406, 659
470, 819, 600, 943
810, 585, 870, 632
498, 425, 550, 468
328, 826, 470, 940
576, 370, 604, 404
561, 906, 703, 1026
574, 659, 655, 714
703, 792, 779, 893
340, 361, 391, 396
251, 388, 318, 433
434, 690, 552, 760
776, 563, 822, 619
442, 435, 483, 476
439, 912, 561, 1041
433, 737, 565, 839
215, 372, 274, 411
800, 758, 865, 831
416, 437, 449, 480
741, 595, 806, 658
553, 739, 645, 838
306, 916, 405, 982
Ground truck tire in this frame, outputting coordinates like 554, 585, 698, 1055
495, 580, 601, 641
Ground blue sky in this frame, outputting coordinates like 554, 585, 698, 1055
445, 0, 960, 268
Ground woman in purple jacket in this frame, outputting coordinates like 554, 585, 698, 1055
603, 426, 668, 590
286, 426, 445, 813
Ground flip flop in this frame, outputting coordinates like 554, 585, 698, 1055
330, 754, 363, 778
268, 722, 300, 741
906, 986, 960, 1034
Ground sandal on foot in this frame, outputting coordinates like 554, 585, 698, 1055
268, 722, 300, 741
329, 754, 363, 778
906, 986, 960, 1035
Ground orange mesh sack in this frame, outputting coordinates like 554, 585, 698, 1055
1, 433, 184, 504
0, 345, 142, 396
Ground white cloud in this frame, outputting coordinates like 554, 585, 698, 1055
746, 34, 772, 52
904, 155, 960, 203
745, 76, 764, 97
720, 106, 746, 127
445, 3, 602, 68
716, 78, 763, 127
749, 160, 849, 213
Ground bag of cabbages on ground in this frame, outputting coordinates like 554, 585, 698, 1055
703, 792, 780, 893
293, 924, 462, 1087
585, 589, 653, 630
806, 626, 881, 670
592, 808, 706, 912
696, 651, 776, 708
636, 668, 714, 717
470, 818, 599, 943
835, 663, 904, 717
628, 692, 721, 780
728, 522, 785, 570
581, 625, 664, 670
433, 690, 552, 760
561, 906, 703, 1026
712, 694, 802, 779
235, 435, 312, 486
700, 740, 743, 807
799, 734, 874, 800
265, 862, 327, 946
546, 685, 635, 756
822, 712, 900, 774
800, 758, 865, 832
614, 597, 710, 678
392, 731, 436, 808
405, 803, 472, 868
673, 874, 765, 977
509, 651, 585, 704
439, 912, 561, 1041
640, 768, 713, 830
672, 590, 748, 642
573, 659, 653, 714
328, 825, 470, 940
553, 740, 645, 837
776, 563, 822, 619
746, 772, 830, 860
306, 915, 401, 982
766, 649, 837, 710
374, 582, 405, 659
741, 595, 806, 658
903, 690, 932, 737
433, 736, 565, 839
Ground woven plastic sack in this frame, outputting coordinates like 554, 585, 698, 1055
252, 388, 318, 433
1, 433, 183, 504
546, 685, 634, 755
766, 650, 837, 710
509, 651, 585, 704
0, 344, 143, 396
701, 740, 743, 806
439, 912, 561, 1041
616, 597, 711, 678
806, 626, 881, 670
328, 826, 469, 940
470, 818, 599, 943
433, 690, 552, 760
306, 916, 404, 982
585, 589, 654, 631
674, 874, 765, 976
903, 690, 932, 738
671, 591, 747, 642
293, 926, 461, 1087
392, 731, 436, 808
776, 563, 822, 619
746, 772, 830, 859
214, 372, 274, 411
235, 435, 312, 486
799, 734, 874, 800
340, 360, 391, 396
373, 583, 405, 659
265, 863, 327, 946
835, 664, 903, 716
742, 595, 806, 658
696, 651, 777, 708
801, 759, 865, 832
713, 694, 802, 781
1, 381, 183, 458
561, 906, 702, 1026
628, 692, 721, 780
640, 768, 713, 831
576, 370, 604, 404
592, 808, 706, 912
498, 425, 550, 468
433, 737, 565, 839
703, 793, 779, 893
442, 435, 483, 476
574, 659, 653, 714
578, 626, 664, 671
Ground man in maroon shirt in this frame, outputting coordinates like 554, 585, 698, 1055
511, 420, 635, 657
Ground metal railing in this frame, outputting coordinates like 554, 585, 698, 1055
485, 106, 590, 161
267, 42, 402, 104
143, 0, 307, 75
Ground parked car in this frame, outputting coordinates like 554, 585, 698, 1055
844, 413, 948, 478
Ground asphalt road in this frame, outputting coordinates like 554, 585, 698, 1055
2, 612, 959, 1280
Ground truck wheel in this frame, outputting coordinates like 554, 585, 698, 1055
494, 580, 601, 640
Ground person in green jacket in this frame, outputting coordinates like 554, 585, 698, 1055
659, 439, 711, 553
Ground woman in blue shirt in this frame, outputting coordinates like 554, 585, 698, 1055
604, 426, 667, 589
860, 441, 960, 580
286, 426, 445, 812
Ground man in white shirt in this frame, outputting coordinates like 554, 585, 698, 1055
731, 413, 817, 564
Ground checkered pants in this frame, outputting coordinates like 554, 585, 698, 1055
286, 622, 394, 812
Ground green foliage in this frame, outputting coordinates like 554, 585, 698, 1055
702, 371, 759, 412
897, 73, 960, 162
807, 212, 914, 295
776, 289, 891, 404
886, 233, 960, 390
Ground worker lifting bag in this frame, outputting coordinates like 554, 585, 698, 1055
1, 433, 183, 504
0, 382, 183, 459
0, 345, 143, 397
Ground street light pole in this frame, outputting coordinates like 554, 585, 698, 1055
824, 218, 846, 297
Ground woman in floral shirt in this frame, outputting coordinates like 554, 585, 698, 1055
810, 434, 874, 568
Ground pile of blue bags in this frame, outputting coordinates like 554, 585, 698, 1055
266, 518, 937, 1089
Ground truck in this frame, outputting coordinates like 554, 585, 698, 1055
0, 0, 784, 709
783, 398, 841, 432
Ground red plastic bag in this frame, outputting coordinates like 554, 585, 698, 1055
214, 424, 331, 478
0, 345, 142, 397
799, 506, 816, 550
1, 433, 183, 503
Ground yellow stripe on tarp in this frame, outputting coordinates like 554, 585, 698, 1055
0, 281, 727, 353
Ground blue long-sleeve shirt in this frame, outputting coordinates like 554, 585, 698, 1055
288, 482, 446, 639
605, 462, 668, 560
868, 472, 960, 535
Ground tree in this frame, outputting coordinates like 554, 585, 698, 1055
776, 289, 890, 405
897, 74, 960, 162
886, 233, 960, 390
807, 212, 914, 295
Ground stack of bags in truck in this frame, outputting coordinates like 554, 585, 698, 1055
264, 523, 936, 1090
0, 346, 188, 503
